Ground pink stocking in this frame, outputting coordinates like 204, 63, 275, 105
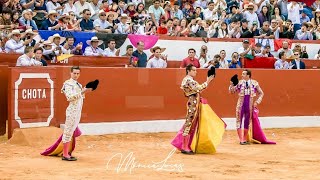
63, 142, 70, 158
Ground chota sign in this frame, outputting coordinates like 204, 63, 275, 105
14, 73, 54, 128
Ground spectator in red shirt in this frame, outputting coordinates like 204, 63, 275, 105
157, 20, 168, 34
180, 48, 200, 68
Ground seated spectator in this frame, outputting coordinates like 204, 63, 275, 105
243, 2, 259, 28
48, 33, 66, 56
146, 46, 167, 68
218, 50, 229, 69
103, 39, 120, 57
46, 0, 63, 15
40, 40, 55, 61
270, 19, 280, 39
291, 51, 306, 69
93, 10, 114, 33
279, 19, 294, 39
228, 19, 241, 38
23, 29, 41, 49
172, 2, 183, 20
254, 21, 275, 39
122, 45, 134, 57
0, 8, 14, 34
193, 7, 204, 20
157, 20, 168, 34
16, 46, 42, 66
277, 41, 293, 58
80, 9, 94, 31
136, 19, 153, 35
125, 3, 137, 19
63, 0, 79, 17
74, 0, 95, 18
255, 46, 269, 57
148, 0, 165, 26
90, 0, 102, 21
228, 52, 241, 68
202, 54, 220, 68
115, 14, 132, 34
180, 48, 200, 68
84, 36, 104, 56
238, 39, 255, 58
68, 12, 82, 31
274, 51, 290, 69
292, 44, 308, 58
58, 13, 79, 31
240, 19, 256, 38
11, 10, 25, 31
61, 37, 83, 55
271, 6, 285, 22
19, 9, 38, 30
315, 24, 320, 40
253, 43, 262, 54
300, 9, 310, 23
264, 44, 274, 57
40, 10, 60, 30
33, 48, 47, 66
5, 29, 31, 53
228, 4, 243, 23
294, 22, 313, 40
203, 1, 218, 21
314, 49, 320, 59
198, 45, 210, 68
258, 5, 271, 27
218, 22, 229, 38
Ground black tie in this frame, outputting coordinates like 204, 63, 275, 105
246, 81, 249, 88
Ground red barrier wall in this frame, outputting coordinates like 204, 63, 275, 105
7, 67, 320, 138
0, 66, 8, 135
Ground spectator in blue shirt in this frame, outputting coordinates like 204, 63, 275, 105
132, 41, 148, 67
80, 9, 94, 31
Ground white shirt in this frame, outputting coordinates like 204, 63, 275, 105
219, 59, 229, 69
203, 8, 218, 21
84, 46, 104, 56
63, 3, 78, 16
93, 18, 112, 29
103, 47, 118, 57
295, 59, 301, 69
46, 1, 62, 15
115, 22, 130, 34
5, 39, 25, 54
146, 57, 167, 68
90, 2, 102, 20
16, 54, 43, 66
243, 11, 260, 28
287, 3, 303, 24
74, 1, 95, 18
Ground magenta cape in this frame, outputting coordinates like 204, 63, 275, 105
251, 108, 276, 144
40, 127, 82, 156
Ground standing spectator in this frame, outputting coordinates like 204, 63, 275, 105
258, 5, 271, 27
180, 48, 200, 68
203, 1, 218, 21
287, 1, 303, 34
148, 0, 165, 27
132, 41, 148, 67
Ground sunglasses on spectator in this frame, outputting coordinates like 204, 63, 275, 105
294, 53, 299, 55
86, 13, 91, 15
100, 14, 106, 16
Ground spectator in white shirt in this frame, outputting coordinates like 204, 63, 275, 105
46, 0, 63, 15
90, 0, 101, 20
203, 1, 218, 21
16, 46, 42, 66
63, 0, 79, 17
5, 29, 32, 54
115, 14, 132, 34
94, 10, 115, 33
48, 33, 66, 56
243, 3, 260, 28
219, 50, 229, 69
74, 0, 95, 18
146, 46, 167, 68
84, 36, 104, 56
287, 1, 303, 33
103, 39, 120, 57
274, 51, 290, 69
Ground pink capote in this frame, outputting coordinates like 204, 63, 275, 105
252, 108, 276, 144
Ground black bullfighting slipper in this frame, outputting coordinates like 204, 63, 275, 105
181, 150, 195, 155
62, 156, 77, 161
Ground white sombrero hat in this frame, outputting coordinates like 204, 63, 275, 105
105, 11, 119, 19
150, 46, 166, 53
46, 10, 59, 18
86, 36, 103, 46
22, 9, 36, 17
244, 2, 258, 12
39, 40, 54, 48
24, 29, 38, 35
48, 33, 66, 44
8, 29, 21, 38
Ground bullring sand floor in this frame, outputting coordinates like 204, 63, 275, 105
0, 127, 319, 180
